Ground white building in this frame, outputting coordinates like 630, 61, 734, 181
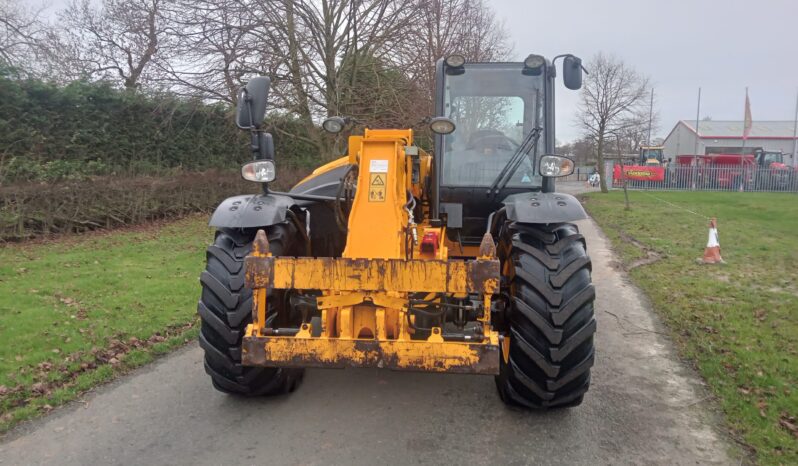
662, 120, 798, 165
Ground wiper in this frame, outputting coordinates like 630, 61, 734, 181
487, 126, 542, 196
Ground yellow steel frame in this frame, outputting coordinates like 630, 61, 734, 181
241, 129, 501, 374
244, 256, 499, 294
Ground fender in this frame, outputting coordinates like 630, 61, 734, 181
209, 193, 297, 229
502, 192, 587, 224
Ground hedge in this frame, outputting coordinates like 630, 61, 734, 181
0, 67, 321, 184
0, 168, 308, 241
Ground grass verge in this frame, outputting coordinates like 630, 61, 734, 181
583, 191, 797, 465
0, 214, 212, 433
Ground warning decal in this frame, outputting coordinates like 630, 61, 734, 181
369, 159, 389, 173
368, 173, 386, 202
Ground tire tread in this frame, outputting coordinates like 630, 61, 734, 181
198, 226, 304, 397
497, 222, 596, 409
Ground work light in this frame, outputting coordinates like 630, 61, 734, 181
524, 54, 545, 69
241, 160, 276, 182
444, 54, 466, 68
322, 116, 346, 134
429, 117, 456, 135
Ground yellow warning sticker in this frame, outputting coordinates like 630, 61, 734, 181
369, 173, 386, 202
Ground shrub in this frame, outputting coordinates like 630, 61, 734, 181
0, 167, 308, 240
0, 71, 323, 184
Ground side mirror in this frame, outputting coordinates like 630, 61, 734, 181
562, 56, 583, 90
236, 76, 271, 129
257, 132, 274, 159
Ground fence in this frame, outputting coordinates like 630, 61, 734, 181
606, 163, 798, 192
559, 167, 596, 182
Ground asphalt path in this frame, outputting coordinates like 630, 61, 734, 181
0, 214, 734, 465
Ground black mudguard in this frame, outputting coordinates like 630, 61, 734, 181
291, 163, 352, 198
502, 192, 587, 224
209, 193, 297, 229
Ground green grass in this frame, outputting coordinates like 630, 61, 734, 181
583, 191, 798, 465
0, 215, 212, 433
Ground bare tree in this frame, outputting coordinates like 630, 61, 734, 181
270, 0, 416, 115
245, 0, 508, 153
557, 137, 597, 167
58, 0, 168, 90
156, 0, 423, 157
0, 0, 50, 73
33, 0, 510, 160
255, 0, 421, 157
152, 0, 269, 103
396, 0, 511, 116
577, 53, 650, 192
609, 112, 659, 161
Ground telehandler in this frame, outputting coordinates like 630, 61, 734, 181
198, 54, 596, 408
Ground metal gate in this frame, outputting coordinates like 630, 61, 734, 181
607, 162, 798, 192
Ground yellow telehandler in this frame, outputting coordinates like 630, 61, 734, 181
198, 54, 595, 408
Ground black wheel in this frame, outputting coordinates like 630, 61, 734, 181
198, 224, 305, 396
495, 222, 596, 409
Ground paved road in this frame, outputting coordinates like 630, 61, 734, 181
0, 218, 734, 465
556, 180, 598, 196
557, 181, 600, 195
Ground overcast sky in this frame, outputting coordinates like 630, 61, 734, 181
491, 0, 798, 142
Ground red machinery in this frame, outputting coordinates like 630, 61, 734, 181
611, 146, 666, 186
674, 150, 791, 189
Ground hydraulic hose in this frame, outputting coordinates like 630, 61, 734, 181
334, 164, 357, 232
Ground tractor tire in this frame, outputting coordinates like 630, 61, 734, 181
198, 224, 304, 396
496, 222, 596, 409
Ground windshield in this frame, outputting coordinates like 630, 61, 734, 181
440, 63, 544, 187
762, 152, 783, 164
641, 148, 663, 160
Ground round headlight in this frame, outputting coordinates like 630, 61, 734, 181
242, 160, 276, 182
524, 54, 546, 70
444, 54, 466, 68
322, 116, 346, 134
429, 117, 456, 135
539, 155, 575, 177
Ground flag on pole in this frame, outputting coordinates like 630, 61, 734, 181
743, 88, 752, 140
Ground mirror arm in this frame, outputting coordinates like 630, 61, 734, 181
551, 54, 567, 67
250, 130, 261, 160
251, 129, 272, 194
550, 54, 569, 78
552, 54, 590, 75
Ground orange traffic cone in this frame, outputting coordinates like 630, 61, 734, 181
701, 218, 724, 264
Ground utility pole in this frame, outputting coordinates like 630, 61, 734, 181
740, 87, 750, 192
647, 88, 654, 145
693, 87, 701, 158
792, 89, 798, 167
617, 134, 630, 210
692, 87, 701, 190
